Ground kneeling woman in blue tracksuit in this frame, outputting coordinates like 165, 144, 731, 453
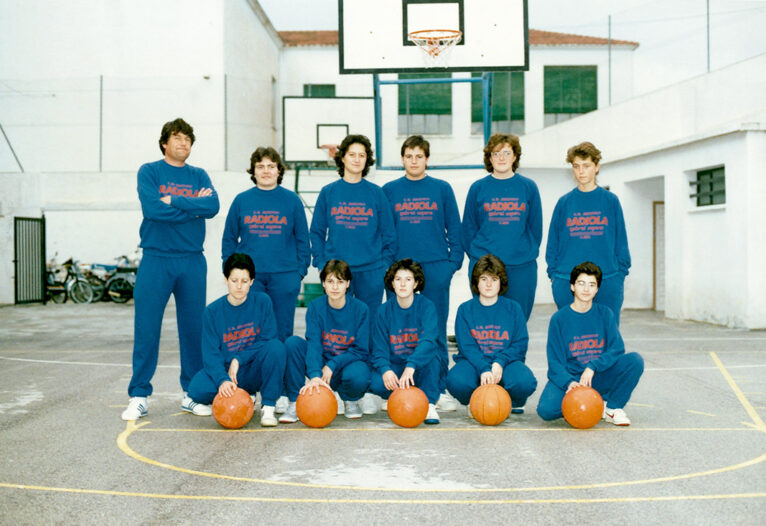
282, 259, 371, 422
186, 253, 287, 427
370, 259, 441, 424
447, 254, 537, 413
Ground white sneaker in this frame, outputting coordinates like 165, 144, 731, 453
335, 391, 345, 415
360, 393, 379, 415
425, 403, 440, 425
181, 395, 212, 416
344, 400, 362, 419
436, 392, 459, 411
275, 395, 289, 413
381, 400, 388, 411
604, 407, 631, 426
261, 405, 278, 427
279, 402, 299, 423
121, 397, 148, 421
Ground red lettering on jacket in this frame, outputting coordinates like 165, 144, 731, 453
470, 329, 510, 340
323, 331, 354, 346
566, 216, 608, 227
483, 202, 526, 212
223, 326, 258, 343
389, 333, 419, 345
159, 184, 199, 198
395, 202, 438, 212
244, 214, 287, 225
331, 206, 373, 217
568, 338, 605, 351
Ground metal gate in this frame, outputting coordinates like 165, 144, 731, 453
14, 216, 46, 304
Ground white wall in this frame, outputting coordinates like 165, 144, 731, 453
0, 0, 280, 174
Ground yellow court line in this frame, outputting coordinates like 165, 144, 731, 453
1, 482, 764, 504
686, 410, 717, 417
117, 421, 766, 494
710, 352, 766, 433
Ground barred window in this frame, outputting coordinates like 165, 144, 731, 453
303, 84, 336, 97
544, 66, 597, 126
471, 71, 525, 135
398, 73, 452, 135
690, 167, 725, 206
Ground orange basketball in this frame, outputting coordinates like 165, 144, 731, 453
296, 385, 338, 428
469, 384, 512, 425
387, 387, 429, 428
561, 385, 604, 429
212, 387, 255, 429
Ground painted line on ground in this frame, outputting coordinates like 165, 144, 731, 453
686, 410, 717, 417
117, 420, 766, 494
0, 482, 764, 504
711, 352, 766, 433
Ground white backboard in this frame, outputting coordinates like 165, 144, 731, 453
282, 96, 376, 163
339, 0, 528, 73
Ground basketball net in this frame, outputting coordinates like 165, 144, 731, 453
408, 29, 462, 68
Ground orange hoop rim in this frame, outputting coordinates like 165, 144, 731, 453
407, 29, 462, 58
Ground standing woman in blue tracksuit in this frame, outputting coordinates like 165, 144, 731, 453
222, 146, 310, 341
282, 259, 371, 422
461, 133, 542, 320
310, 134, 396, 328
545, 142, 631, 325
369, 258, 441, 424
382, 135, 463, 411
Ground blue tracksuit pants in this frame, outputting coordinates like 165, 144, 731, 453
348, 265, 385, 338
469, 258, 537, 321
551, 274, 626, 325
536, 352, 644, 421
186, 339, 287, 406
128, 253, 206, 397
385, 259, 456, 392
252, 270, 302, 341
284, 336, 371, 402
446, 359, 537, 408
369, 357, 440, 404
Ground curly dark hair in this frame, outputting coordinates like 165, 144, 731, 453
483, 133, 521, 173
383, 258, 426, 293
470, 254, 509, 296
247, 146, 286, 186
159, 118, 195, 155
334, 134, 375, 178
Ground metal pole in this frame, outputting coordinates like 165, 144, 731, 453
706, 0, 711, 72
224, 74, 228, 171
608, 15, 612, 105
99, 75, 103, 171
482, 72, 493, 144
373, 74, 383, 168
0, 122, 24, 172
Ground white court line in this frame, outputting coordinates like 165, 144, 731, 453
0, 356, 178, 368
1, 355, 764, 373
624, 337, 766, 342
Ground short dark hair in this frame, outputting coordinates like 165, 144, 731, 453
247, 146, 286, 186
483, 133, 521, 173
334, 134, 375, 178
470, 254, 509, 296
400, 135, 430, 158
569, 261, 603, 289
320, 259, 352, 283
566, 142, 602, 165
159, 118, 195, 155
224, 253, 255, 279
383, 258, 426, 293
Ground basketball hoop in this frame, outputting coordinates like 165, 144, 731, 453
407, 29, 462, 68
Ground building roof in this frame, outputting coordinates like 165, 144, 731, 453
278, 29, 638, 48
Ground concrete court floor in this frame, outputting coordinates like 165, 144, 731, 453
0, 300, 765, 525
